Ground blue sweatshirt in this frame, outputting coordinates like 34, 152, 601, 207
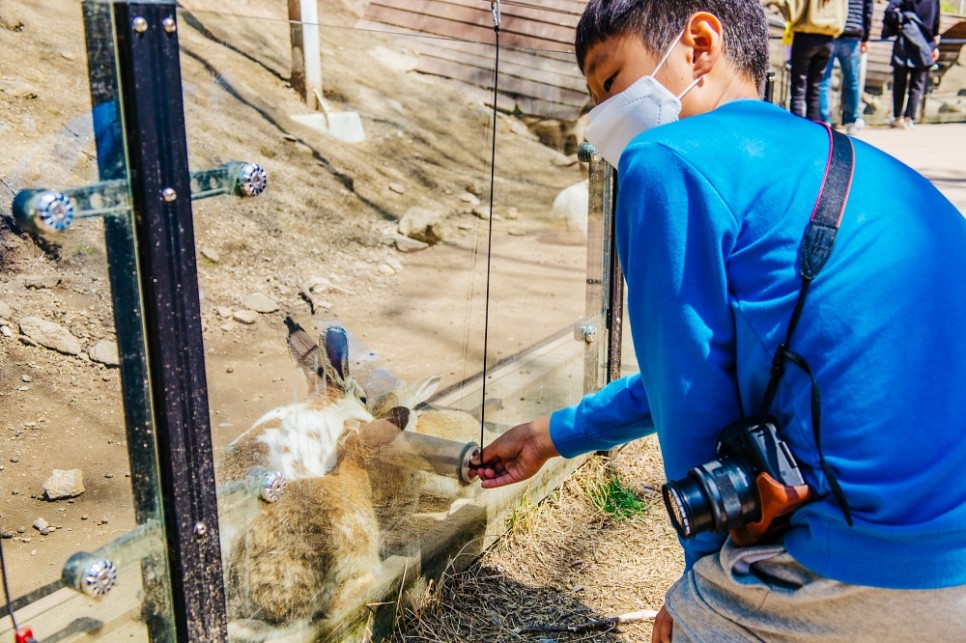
550, 100, 966, 590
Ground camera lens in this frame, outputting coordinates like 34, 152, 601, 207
662, 476, 715, 538
662, 459, 759, 539
692, 460, 758, 533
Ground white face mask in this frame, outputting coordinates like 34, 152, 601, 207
584, 32, 702, 168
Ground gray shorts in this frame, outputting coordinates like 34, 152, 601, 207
665, 538, 966, 642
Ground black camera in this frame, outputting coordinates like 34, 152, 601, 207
661, 417, 811, 545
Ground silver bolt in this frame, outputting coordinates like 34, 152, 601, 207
162, 16, 176, 33
81, 559, 118, 597
194, 522, 207, 537
261, 471, 287, 503
132, 16, 148, 34
578, 142, 600, 164
161, 187, 177, 202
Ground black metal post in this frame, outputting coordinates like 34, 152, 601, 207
605, 175, 623, 384
109, 2, 227, 640
82, 2, 175, 639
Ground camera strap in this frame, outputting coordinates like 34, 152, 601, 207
759, 124, 855, 526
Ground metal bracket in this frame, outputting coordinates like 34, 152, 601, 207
574, 322, 598, 344
62, 520, 163, 598
12, 161, 266, 234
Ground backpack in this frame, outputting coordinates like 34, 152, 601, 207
778, 0, 848, 37
881, 0, 904, 39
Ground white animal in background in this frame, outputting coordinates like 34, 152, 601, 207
552, 178, 589, 234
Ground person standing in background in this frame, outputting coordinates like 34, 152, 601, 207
819, 0, 873, 134
886, 0, 941, 128
787, 0, 849, 121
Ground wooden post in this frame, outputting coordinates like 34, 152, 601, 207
288, 0, 322, 106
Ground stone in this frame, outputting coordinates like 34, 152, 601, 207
88, 340, 120, 366
399, 207, 446, 245
393, 235, 429, 253
215, 306, 232, 318
240, 293, 278, 314
44, 469, 85, 500
199, 246, 221, 263
388, 182, 405, 194
233, 309, 258, 325
23, 275, 61, 289
33, 518, 49, 532
0, 301, 13, 319
552, 153, 579, 167
19, 317, 81, 355
459, 192, 481, 206
378, 263, 396, 276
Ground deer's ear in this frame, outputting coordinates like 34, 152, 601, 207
285, 316, 323, 387
383, 406, 411, 431
410, 375, 441, 407
319, 325, 351, 388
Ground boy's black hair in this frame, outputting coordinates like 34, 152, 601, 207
575, 0, 771, 93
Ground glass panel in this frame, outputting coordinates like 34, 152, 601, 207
177, 6, 610, 639
0, 1, 176, 640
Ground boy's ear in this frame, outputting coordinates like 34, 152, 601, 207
682, 11, 724, 78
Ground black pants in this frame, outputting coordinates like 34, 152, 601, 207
893, 66, 929, 121
790, 33, 834, 121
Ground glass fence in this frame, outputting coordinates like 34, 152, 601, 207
0, 1, 617, 641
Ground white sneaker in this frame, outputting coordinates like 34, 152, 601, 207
904, 118, 915, 130
888, 117, 907, 130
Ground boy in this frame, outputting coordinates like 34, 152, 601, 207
471, 1, 966, 641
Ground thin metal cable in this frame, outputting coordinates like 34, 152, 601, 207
480, 1, 501, 450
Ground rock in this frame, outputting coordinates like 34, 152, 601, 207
19, 317, 81, 355
215, 306, 232, 318
530, 118, 565, 149
399, 207, 446, 245
44, 469, 85, 500
240, 293, 278, 314
23, 275, 61, 289
552, 153, 580, 167
302, 276, 354, 296
33, 518, 49, 532
393, 235, 429, 253
0, 301, 13, 319
472, 205, 491, 220
388, 182, 405, 194
233, 309, 258, 325
459, 192, 481, 206
506, 116, 538, 141
506, 207, 520, 220
552, 179, 589, 234
378, 263, 396, 276
0, 326, 11, 338
88, 340, 120, 366
3, 79, 36, 100
199, 247, 221, 263
939, 101, 964, 114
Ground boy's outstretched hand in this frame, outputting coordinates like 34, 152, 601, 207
469, 415, 559, 488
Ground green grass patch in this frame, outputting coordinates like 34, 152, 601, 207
585, 468, 649, 521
